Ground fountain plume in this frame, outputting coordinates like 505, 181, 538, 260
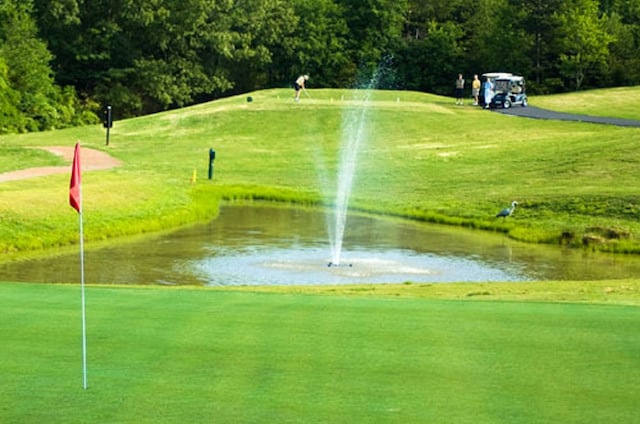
327, 70, 382, 266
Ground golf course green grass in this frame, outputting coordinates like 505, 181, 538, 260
532, 86, 640, 120
1, 87, 640, 422
2, 282, 639, 423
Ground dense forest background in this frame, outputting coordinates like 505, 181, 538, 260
1, 0, 639, 133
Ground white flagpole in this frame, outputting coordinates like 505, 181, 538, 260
70, 142, 87, 390
79, 208, 87, 390
79, 184, 87, 390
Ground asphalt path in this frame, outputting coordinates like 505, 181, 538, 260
493, 105, 640, 128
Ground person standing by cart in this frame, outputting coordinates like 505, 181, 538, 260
483, 76, 494, 109
471, 74, 481, 105
455, 74, 465, 105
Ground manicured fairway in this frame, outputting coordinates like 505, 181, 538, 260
2, 283, 639, 423
3, 88, 640, 255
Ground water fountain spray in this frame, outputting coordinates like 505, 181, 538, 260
327, 70, 382, 267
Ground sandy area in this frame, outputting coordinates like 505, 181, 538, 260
0, 146, 122, 183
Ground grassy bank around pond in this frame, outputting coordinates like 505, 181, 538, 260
2, 281, 639, 424
225, 279, 640, 305
1, 87, 640, 258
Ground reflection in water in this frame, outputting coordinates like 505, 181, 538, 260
1, 204, 640, 286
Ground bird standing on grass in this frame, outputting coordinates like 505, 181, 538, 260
496, 201, 518, 219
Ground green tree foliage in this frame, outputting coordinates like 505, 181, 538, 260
279, 0, 351, 88
0, 0, 636, 128
33, 0, 295, 116
0, 0, 96, 133
506, 0, 566, 90
556, 0, 615, 90
605, 0, 640, 86
0, 57, 25, 133
399, 0, 474, 92
227, 0, 297, 93
396, 21, 465, 94
463, 0, 532, 76
339, 0, 408, 83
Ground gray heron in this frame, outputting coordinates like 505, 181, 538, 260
496, 201, 518, 219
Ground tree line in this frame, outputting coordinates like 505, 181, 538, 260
1, 0, 638, 133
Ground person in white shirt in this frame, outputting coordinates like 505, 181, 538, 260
294, 75, 309, 102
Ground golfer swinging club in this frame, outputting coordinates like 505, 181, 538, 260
294, 74, 309, 102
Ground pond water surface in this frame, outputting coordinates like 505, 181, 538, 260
2, 205, 640, 286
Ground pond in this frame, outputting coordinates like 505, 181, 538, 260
2, 204, 640, 286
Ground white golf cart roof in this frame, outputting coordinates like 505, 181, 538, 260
495, 75, 525, 82
482, 72, 512, 79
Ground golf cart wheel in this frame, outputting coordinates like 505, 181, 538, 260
503, 100, 511, 109
522, 98, 528, 107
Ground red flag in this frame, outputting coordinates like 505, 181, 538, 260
69, 142, 82, 213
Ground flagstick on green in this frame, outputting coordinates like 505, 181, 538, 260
69, 142, 87, 390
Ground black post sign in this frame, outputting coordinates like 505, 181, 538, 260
208, 148, 216, 180
103, 106, 113, 145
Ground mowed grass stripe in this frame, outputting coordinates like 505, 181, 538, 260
2, 283, 639, 423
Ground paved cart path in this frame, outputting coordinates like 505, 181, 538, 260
493, 105, 640, 128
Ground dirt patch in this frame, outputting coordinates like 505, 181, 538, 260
0, 146, 122, 183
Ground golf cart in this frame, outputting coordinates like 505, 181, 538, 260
479, 72, 512, 106
489, 75, 527, 109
